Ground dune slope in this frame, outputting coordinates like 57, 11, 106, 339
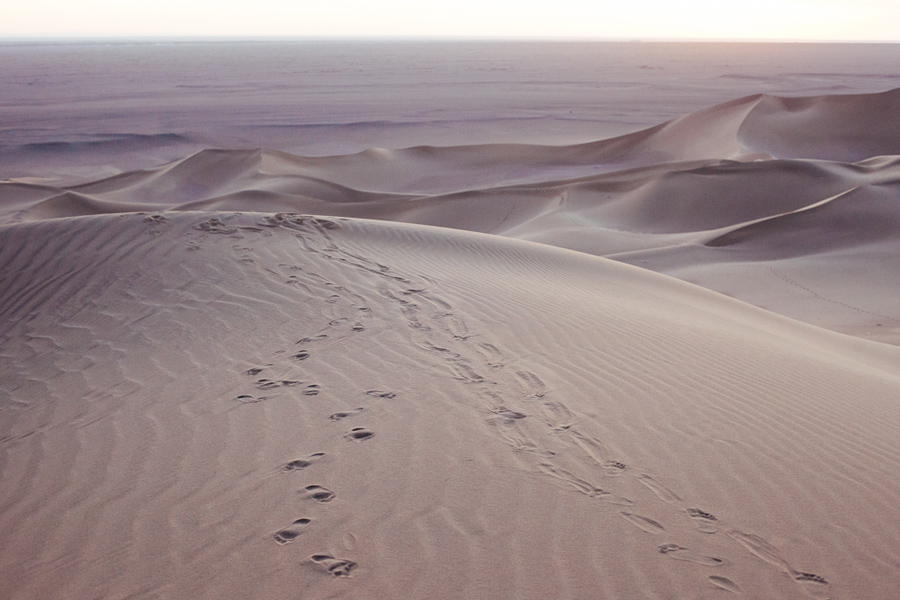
1, 212, 899, 599
3, 88, 899, 343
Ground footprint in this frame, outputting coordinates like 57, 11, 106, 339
444, 317, 471, 340
450, 363, 486, 383
516, 370, 546, 397
687, 508, 719, 534
351, 322, 365, 332
298, 334, 328, 343
726, 530, 792, 571
329, 408, 364, 421
568, 430, 626, 476
292, 351, 310, 361
194, 217, 237, 234
793, 573, 830, 599
709, 576, 741, 593
476, 342, 504, 367
727, 530, 829, 599
284, 453, 325, 471
302, 385, 321, 396
366, 390, 396, 399
302, 485, 336, 503
593, 488, 634, 506
658, 544, 725, 566
246, 367, 264, 376
619, 512, 666, 534
603, 461, 627, 476
537, 464, 632, 505
345, 427, 375, 441
236, 394, 268, 404
637, 474, 682, 504
794, 573, 829, 585
490, 407, 527, 422
310, 554, 357, 577
273, 518, 311, 544
537, 400, 575, 432
256, 379, 301, 389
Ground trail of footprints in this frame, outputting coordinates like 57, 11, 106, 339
262, 337, 379, 579
215, 216, 387, 578
214, 214, 830, 595
260, 334, 376, 577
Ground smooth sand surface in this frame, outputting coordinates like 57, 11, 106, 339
2, 42, 900, 599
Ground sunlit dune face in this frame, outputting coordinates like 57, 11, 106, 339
0, 0, 897, 40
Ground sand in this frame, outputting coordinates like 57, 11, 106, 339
1, 41, 900, 599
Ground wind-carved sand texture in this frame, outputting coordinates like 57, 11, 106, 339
2, 42, 900, 600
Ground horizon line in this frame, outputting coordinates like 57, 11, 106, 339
2, 35, 900, 45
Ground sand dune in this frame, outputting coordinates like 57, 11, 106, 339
740, 88, 900, 162
2, 43, 900, 599
2, 212, 899, 600
3, 87, 898, 342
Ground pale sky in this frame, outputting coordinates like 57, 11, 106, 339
2, 0, 900, 41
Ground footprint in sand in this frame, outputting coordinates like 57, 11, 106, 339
687, 508, 719, 533
256, 379, 301, 390
273, 518, 311, 544
194, 217, 237, 234
366, 390, 396, 399
236, 394, 269, 404
490, 407, 527, 423
292, 351, 311, 361
310, 554, 357, 577
709, 575, 742, 594
567, 430, 626, 476
619, 512, 666, 534
792, 572, 831, 599
727, 530, 830, 599
516, 370, 546, 396
604, 461, 627, 476
537, 463, 632, 505
302, 384, 321, 396
330, 408, 364, 421
637, 474, 682, 504
283, 452, 325, 471
658, 543, 725, 566
345, 427, 375, 441
301, 485, 336, 503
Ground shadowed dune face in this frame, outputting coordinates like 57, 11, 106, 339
739, 88, 900, 161
3, 87, 899, 343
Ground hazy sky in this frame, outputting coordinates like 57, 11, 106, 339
2, 0, 900, 41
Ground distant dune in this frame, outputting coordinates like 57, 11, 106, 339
2, 44, 900, 600
4, 88, 898, 343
